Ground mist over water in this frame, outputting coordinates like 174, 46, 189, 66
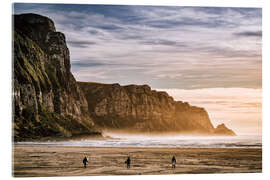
17, 134, 261, 148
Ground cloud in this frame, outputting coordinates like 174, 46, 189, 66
67, 40, 97, 48
140, 39, 187, 47
234, 31, 262, 37
95, 24, 123, 31
13, 4, 262, 89
71, 60, 106, 68
71, 59, 128, 69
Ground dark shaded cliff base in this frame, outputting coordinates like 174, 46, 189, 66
13, 145, 261, 177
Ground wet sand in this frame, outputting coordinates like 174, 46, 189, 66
13, 145, 262, 177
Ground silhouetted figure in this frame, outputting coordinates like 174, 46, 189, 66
172, 156, 176, 169
125, 156, 131, 169
83, 156, 88, 168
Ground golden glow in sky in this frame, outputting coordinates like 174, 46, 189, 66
159, 88, 262, 135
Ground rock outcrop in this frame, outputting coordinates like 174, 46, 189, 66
78, 82, 236, 135
214, 123, 236, 136
13, 14, 100, 141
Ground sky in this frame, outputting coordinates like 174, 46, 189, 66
13, 4, 262, 135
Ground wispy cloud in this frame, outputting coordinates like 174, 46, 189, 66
13, 4, 262, 89
234, 30, 262, 37
67, 40, 97, 48
140, 39, 187, 47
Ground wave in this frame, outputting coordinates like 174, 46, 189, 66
16, 135, 262, 148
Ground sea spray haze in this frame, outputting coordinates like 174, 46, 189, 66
17, 134, 261, 148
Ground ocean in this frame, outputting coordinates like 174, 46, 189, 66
16, 134, 262, 148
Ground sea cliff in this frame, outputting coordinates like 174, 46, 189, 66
78, 82, 236, 136
13, 14, 101, 141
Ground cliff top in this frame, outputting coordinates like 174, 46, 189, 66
14, 13, 56, 32
14, 13, 63, 52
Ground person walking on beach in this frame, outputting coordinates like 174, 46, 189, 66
125, 156, 131, 169
83, 156, 88, 168
172, 156, 176, 169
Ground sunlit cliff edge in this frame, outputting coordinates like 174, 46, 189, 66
78, 82, 236, 136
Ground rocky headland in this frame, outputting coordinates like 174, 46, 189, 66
78, 82, 236, 136
13, 13, 235, 141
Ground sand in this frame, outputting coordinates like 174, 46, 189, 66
12, 145, 262, 177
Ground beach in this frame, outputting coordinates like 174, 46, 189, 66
13, 145, 262, 177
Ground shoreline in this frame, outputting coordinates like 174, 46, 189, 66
14, 143, 262, 149
13, 134, 262, 149
13, 145, 262, 177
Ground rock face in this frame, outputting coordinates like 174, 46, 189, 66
13, 14, 100, 141
214, 124, 236, 136
78, 82, 236, 135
